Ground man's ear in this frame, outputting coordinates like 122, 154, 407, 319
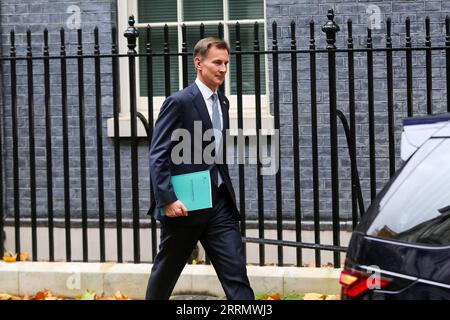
194, 56, 202, 71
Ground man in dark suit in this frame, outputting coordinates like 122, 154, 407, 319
145, 37, 254, 300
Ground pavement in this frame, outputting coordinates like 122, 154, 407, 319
0, 261, 342, 299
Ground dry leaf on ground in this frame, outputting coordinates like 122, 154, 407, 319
260, 292, 281, 300
269, 292, 281, 300
0, 293, 26, 300
2, 251, 28, 262
19, 252, 29, 261
76, 289, 97, 300
113, 291, 129, 300
0, 293, 14, 300
303, 293, 328, 300
31, 289, 64, 300
2, 253, 17, 263
321, 262, 334, 268
0, 289, 130, 300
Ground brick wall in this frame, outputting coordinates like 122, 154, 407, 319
0, 1, 140, 220
257, 0, 450, 221
1, 1, 449, 223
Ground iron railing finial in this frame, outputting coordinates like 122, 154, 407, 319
124, 15, 139, 54
321, 9, 340, 49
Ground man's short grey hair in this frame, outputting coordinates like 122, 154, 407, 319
193, 37, 230, 60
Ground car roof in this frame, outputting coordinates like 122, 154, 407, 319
401, 113, 450, 161
403, 113, 450, 137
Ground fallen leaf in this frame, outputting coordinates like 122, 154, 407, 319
0, 289, 131, 301
321, 262, 334, 268
269, 292, 281, 300
2, 253, 17, 263
33, 291, 46, 300
33, 289, 53, 300
19, 252, 29, 261
76, 289, 96, 300
0, 293, 14, 300
303, 293, 326, 300
113, 291, 129, 300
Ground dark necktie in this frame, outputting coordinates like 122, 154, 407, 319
211, 93, 223, 186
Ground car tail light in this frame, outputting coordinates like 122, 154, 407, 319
340, 268, 391, 299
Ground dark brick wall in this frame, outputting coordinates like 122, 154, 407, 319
258, 0, 450, 221
0, 1, 141, 220
1, 1, 449, 223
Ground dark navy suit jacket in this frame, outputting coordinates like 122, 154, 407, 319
148, 83, 240, 225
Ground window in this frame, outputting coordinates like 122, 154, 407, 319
111, 0, 273, 137
366, 138, 450, 245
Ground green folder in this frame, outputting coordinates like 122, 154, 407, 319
166, 170, 212, 212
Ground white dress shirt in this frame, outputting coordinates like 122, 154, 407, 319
195, 78, 223, 131
195, 78, 224, 186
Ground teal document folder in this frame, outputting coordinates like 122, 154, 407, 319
167, 170, 212, 212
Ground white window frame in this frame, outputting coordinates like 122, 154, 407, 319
109, 0, 273, 137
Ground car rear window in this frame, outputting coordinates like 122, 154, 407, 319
366, 138, 450, 245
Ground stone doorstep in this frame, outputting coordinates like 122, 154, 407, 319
0, 261, 342, 300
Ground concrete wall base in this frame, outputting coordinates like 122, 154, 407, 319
0, 261, 342, 299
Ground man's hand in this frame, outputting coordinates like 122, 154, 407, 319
163, 200, 188, 217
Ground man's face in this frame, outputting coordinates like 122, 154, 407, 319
195, 46, 229, 91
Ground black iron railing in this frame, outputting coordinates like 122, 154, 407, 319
1, 9, 449, 267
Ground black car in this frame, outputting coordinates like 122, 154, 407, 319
341, 114, 450, 300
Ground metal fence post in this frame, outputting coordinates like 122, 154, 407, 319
322, 8, 341, 267
111, 25, 123, 263
290, 20, 302, 267
124, 15, 141, 263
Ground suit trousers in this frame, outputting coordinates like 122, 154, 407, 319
145, 184, 254, 300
